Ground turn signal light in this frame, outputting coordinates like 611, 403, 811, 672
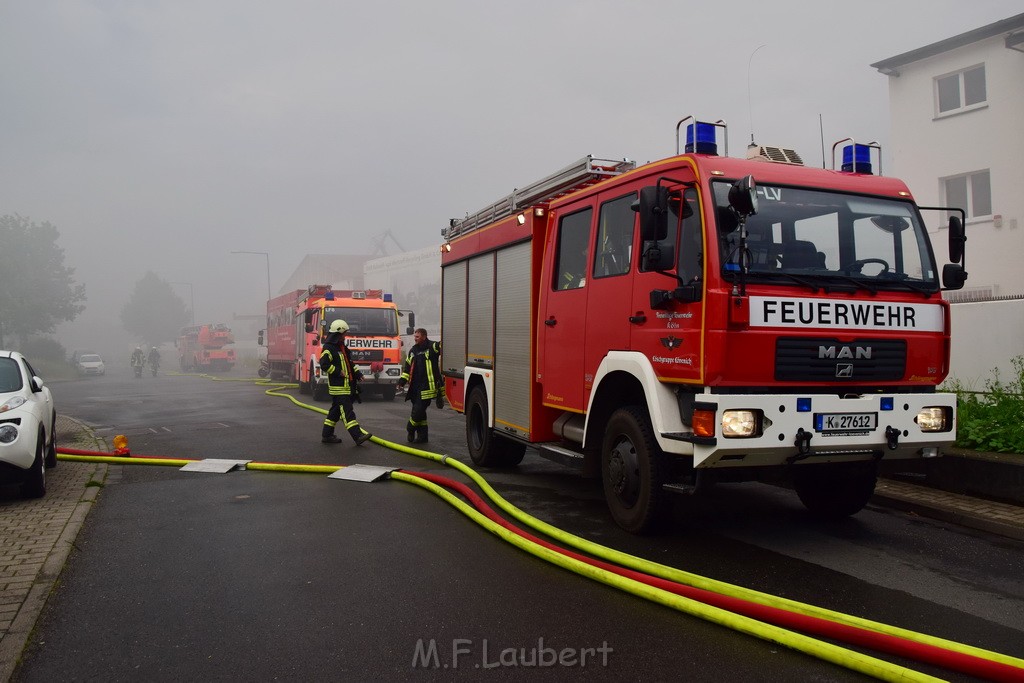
692, 408, 717, 438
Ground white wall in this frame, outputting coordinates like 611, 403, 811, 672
948, 299, 1024, 388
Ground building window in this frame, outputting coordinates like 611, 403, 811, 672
942, 170, 992, 220
935, 64, 986, 115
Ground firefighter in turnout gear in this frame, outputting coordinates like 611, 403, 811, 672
319, 319, 372, 445
397, 328, 442, 444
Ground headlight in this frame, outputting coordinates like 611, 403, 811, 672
0, 424, 18, 443
916, 407, 951, 432
722, 410, 761, 438
386, 368, 402, 376
0, 396, 27, 414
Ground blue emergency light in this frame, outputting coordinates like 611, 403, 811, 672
384, 293, 393, 302
796, 397, 812, 412
880, 397, 894, 411
841, 144, 873, 174
685, 122, 718, 155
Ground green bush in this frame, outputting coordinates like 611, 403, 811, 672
22, 336, 68, 363
946, 356, 1024, 453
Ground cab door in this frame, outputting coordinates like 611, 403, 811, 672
585, 190, 639, 402
631, 180, 705, 384
538, 204, 594, 412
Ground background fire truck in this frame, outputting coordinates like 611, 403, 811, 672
177, 323, 236, 372
440, 117, 968, 533
262, 285, 414, 401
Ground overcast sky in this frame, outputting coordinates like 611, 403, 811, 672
1, 1, 1019, 354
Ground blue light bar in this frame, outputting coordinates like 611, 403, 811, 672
841, 144, 873, 174
797, 398, 812, 412
384, 293, 393, 302
880, 397, 894, 411
685, 122, 718, 155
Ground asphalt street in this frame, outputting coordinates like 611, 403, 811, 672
6, 366, 1024, 681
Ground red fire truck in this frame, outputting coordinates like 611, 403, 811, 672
177, 323, 236, 372
262, 285, 414, 401
440, 118, 968, 532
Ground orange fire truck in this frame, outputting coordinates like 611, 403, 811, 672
440, 117, 968, 532
177, 323, 236, 372
262, 285, 414, 401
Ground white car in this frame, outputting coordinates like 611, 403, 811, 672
76, 353, 105, 376
0, 351, 56, 497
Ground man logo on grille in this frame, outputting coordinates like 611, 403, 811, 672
836, 363, 854, 378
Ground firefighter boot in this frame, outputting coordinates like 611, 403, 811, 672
350, 426, 372, 446
414, 426, 429, 444
321, 426, 342, 444
407, 424, 417, 443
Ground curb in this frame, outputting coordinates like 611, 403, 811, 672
873, 479, 1024, 542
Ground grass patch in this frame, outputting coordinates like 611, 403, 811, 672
944, 355, 1024, 453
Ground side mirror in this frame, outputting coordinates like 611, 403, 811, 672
257, 330, 265, 346
942, 263, 968, 290
948, 214, 965, 263
637, 186, 669, 241
407, 312, 416, 330
31, 376, 44, 392
728, 175, 758, 217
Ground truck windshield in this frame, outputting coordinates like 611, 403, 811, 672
713, 182, 939, 290
324, 307, 397, 336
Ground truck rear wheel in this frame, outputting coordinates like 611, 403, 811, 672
466, 386, 525, 467
313, 381, 328, 402
793, 462, 877, 518
601, 406, 668, 534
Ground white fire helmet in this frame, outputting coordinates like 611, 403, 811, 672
329, 319, 349, 334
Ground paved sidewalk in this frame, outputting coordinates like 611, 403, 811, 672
874, 478, 1024, 541
0, 417, 107, 683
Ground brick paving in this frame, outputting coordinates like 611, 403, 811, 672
0, 416, 107, 683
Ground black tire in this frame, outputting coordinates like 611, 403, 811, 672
45, 413, 58, 469
465, 386, 526, 467
380, 385, 397, 401
257, 366, 270, 378
793, 462, 877, 518
312, 381, 329, 402
299, 365, 312, 394
21, 431, 47, 499
601, 406, 668, 534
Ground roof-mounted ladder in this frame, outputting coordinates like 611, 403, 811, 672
444, 155, 635, 239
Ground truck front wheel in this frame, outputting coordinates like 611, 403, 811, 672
793, 462, 877, 518
601, 406, 668, 534
466, 386, 525, 467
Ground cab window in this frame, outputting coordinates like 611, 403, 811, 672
593, 193, 635, 279
553, 208, 593, 290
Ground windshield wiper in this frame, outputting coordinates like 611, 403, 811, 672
741, 270, 860, 294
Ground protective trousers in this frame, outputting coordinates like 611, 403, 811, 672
407, 396, 431, 444
323, 394, 363, 442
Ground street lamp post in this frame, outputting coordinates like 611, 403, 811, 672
171, 282, 195, 325
231, 250, 272, 302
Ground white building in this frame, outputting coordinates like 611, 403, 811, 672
872, 13, 1024, 385
363, 245, 442, 337
872, 13, 1024, 301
